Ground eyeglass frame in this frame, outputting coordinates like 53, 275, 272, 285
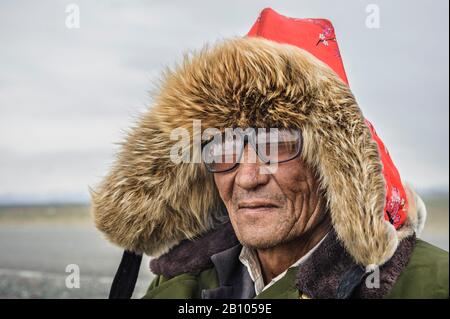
201, 128, 303, 173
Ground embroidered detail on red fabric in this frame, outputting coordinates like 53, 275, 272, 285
386, 187, 405, 226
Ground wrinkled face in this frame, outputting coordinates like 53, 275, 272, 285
213, 144, 326, 249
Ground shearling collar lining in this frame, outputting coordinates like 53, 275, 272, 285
150, 221, 239, 278
295, 230, 416, 298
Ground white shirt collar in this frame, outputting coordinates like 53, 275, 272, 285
239, 233, 329, 295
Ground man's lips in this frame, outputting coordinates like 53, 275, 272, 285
237, 200, 280, 212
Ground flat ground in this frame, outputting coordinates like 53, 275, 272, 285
0, 204, 152, 298
0, 197, 447, 299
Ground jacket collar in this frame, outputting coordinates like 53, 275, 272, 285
150, 221, 239, 278
202, 244, 256, 299
296, 230, 416, 298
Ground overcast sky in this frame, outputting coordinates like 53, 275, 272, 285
0, 0, 448, 203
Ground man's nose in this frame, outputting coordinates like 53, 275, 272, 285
235, 144, 270, 190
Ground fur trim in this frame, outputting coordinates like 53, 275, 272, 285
397, 184, 428, 240
415, 195, 427, 236
92, 37, 411, 266
150, 220, 238, 277
405, 184, 427, 237
296, 230, 416, 298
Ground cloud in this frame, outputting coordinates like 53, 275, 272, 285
0, 0, 448, 202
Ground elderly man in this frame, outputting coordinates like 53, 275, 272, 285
92, 8, 448, 299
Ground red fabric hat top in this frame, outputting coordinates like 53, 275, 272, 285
247, 8, 349, 84
247, 8, 408, 229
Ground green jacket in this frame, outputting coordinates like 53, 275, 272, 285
143, 238, 448, 299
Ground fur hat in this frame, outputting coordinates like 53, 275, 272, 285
91, 8, 420, 269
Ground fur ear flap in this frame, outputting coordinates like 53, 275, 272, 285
91, 113, 224, 257
296, 74, 399, 267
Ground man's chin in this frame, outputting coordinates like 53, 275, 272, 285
230, 214, 291, 249
236, 230, 285, 250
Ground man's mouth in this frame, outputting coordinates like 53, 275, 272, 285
237, 200, 280, 212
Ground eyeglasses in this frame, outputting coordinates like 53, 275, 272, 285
202, 128, 302, 173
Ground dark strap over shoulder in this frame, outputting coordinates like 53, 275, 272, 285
109, 250, 143, 299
